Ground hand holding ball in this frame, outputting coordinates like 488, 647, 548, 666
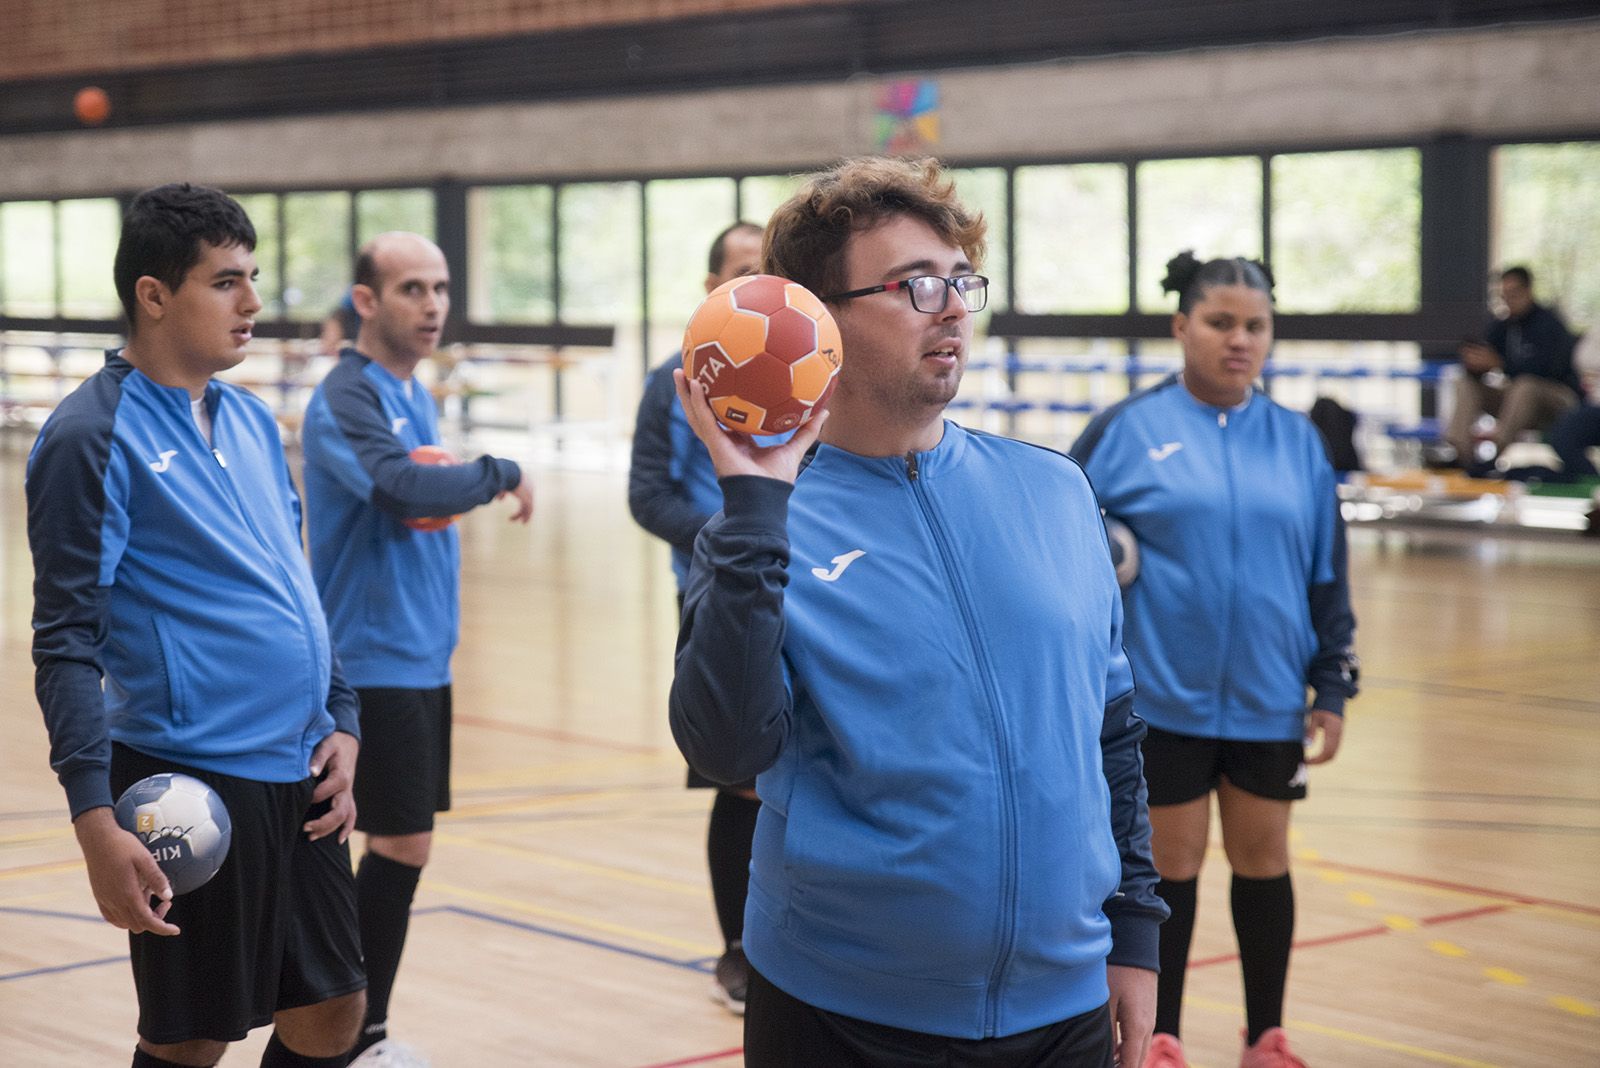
404, 445, 461, 532
114, 773, 232, 897
682, 275, 842, 436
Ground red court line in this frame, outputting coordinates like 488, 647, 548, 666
452, 712, 661, 754
1306, 858, 1600, 917
1190, 902, 1513, 969
634, 1046, 743, 1068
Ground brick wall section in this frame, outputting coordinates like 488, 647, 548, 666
5, 0, 851, 81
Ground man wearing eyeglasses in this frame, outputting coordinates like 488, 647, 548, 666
669, 156, 1165, 1068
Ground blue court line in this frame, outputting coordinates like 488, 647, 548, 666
0, 902, 717, 984
439, 905, 716, 974
2, 955, 126, 982
0, 905, 106, 924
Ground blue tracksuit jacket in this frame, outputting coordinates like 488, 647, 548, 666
670, 422, 1167, 1039
1071, 376, 1358, 741
27, 351, 360, 819
301, 349, 521, 689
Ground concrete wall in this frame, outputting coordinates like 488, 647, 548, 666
3, 22, 1598, 199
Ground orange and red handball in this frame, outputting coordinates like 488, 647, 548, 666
681, 274, 842, 436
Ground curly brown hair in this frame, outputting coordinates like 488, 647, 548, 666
763, 156, 987, 301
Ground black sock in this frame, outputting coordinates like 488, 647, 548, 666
1153, 876, 1198, 1038
259, 1032, 349, 1068
707, 790, 760, 950
134, 1048, 214, 1068
1232, 872, 1295, 1046
355, 851, 422, 1047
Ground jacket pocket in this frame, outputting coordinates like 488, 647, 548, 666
150, 613, 191, 725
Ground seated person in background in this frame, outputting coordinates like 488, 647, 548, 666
1446, 266, 1578, 468
1549, 330, 1600, 479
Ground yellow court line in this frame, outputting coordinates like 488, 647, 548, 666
0, 859, 84, 883
440, 787, 640, 821
0, 825, 74, 847
421, 878, 721, 958
433, 831, 706, 896
452, 750, 678, 790
1184, 996, 1505, 1068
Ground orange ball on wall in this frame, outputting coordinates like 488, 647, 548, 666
74, 86, 111, 126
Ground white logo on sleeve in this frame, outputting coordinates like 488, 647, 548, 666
149, 450, 178, 473
1147, 442, 1183, 462
812, 550, 866, 582
391, 417, 409, 435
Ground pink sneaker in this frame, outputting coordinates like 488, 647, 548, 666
1239, 1027, 1307, 1068
1142, 1033, 1188, 1068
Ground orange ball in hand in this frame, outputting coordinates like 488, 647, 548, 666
403, 445, 461, 532
682, 274, 841, 436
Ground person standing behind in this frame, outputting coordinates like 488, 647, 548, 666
1072, 252, 1359, 1068
28, 182, 367, 1068
300, 232, 534, 1064
671, 156, 1166, 1068
628, 220, 767, 1015
1447, 266, 1579, 468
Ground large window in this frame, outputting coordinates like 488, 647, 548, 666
357, 188, 435, 244
739, 174, 805, 228
1014, 164, 1128, 314
645, 178, 737, 360
1495, 141, 1600, 332
1136, 156, 1262, 312
1, 201, 56, 317
949, 167, 1008, 313
468, 185, 555, 323
58, 199, 121, 319
1271, 149, 1420, 313
560, 182, 642, 327
283, 192, 351, 321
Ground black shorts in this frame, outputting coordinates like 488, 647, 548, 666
111, 743, 365, 1045
744, 967, 1112, 1067
353, 685, 452, 836
1141, 726, 1308, 806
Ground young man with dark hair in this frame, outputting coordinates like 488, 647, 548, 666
670, 157, 1166, 1067
28, 182, 367, 1068
299, 231, 532, 1064
1448, 265, 1580, 468
628, 219, 766, 1014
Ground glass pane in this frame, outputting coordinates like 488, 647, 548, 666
1015, 164, 1128, 314
1495, 141, 1600, 333
58, 199, 121, 319
560, 182, 641, 326
739, 174, 806, 230
283, 191, 351, 321
1271, 150, 1420, 313
1, 201, 57, 317
1137, 157, 1263, 312
357, 188, 435, 243
949, 167, 1008, 312
646, 178, 738, 355
467, 186, 554, 323
231, 193, 282, 318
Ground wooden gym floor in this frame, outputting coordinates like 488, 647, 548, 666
1, 434, 1597, 1067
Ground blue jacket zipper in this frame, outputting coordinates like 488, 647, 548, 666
905, 449, 1019, 1038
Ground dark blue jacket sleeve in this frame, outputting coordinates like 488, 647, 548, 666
628, 360, 712, 554
322, 364, 520, 518
27, 399, 121, 818
1307, 475, 1359, 716
1093, 512, 1168, 970
668, 476, 794, 786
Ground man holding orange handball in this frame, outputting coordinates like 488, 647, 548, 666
300, 232, 532, 1065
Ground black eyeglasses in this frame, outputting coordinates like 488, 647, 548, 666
823, 274, 989, 314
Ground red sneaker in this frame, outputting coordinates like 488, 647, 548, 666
1239, 1027, 1308, 1068
1143, 1032, 1188, 1068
